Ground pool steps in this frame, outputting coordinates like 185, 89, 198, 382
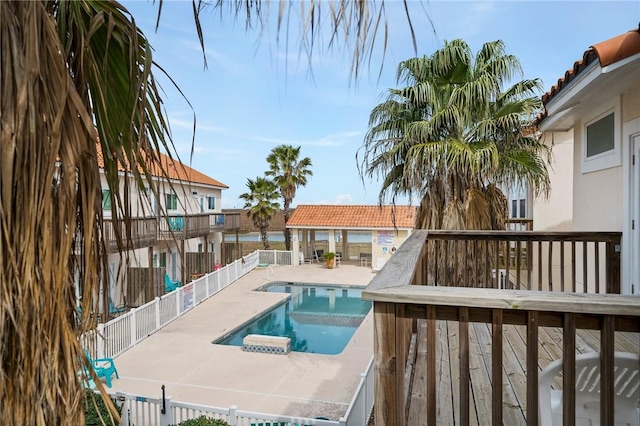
243, 334, 291, 355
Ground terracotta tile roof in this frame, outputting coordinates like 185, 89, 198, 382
286, 205, 416, 229
538, 25, 640, 123
96, 144, 228, 188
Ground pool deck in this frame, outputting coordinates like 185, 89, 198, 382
112, 263, 377, 420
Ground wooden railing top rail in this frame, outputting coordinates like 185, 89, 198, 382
422, 229, 621, 242
362, 286, 640, 317
364, 230, 425, 292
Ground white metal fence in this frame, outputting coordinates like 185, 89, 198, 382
84, 250, 292, 359
84, 249, 374, 424
258, 249, 293, 266
113, 357, 374, 426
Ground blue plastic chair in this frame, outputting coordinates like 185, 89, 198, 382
84, 350, 119, 388
168, 216, 184, 231
165, 274, 181, 292
109, 300, 127, 316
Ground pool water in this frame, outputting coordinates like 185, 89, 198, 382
214, 283, 372, 355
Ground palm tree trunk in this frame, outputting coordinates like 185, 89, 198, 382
283, 198, 291, 250
260, 227, 271, 250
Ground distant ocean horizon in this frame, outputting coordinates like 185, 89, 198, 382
224, 231, 371, 243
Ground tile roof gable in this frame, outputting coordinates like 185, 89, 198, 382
96, 144, 228, 188
538, 25, 640, 123
286, 204, 416, 229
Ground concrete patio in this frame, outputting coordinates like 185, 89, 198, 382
111, 263, 377, 420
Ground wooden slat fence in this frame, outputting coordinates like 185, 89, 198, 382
127, 267, 165, 307
185, 252, 216, 277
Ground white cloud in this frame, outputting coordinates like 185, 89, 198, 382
311, 194, 355, 205
311, 131, 361, 147
249, 130, 361, 147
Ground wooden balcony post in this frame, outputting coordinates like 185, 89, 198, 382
147, 247, 153, 301
600, 315, 615, 425
526, 311, 538, 426
562, 313, 576, 426
459, 307, 470, 426
491, 309, 503, 426
374, 301, 407, 426
606, 235, 621, 294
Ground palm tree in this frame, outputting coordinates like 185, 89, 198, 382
360, 39, 550, 230
239, 177, 281, 250
266, 145, 313, 250
359, 39, 551, 284
2, 1, 415, 423
2, 1, 172, 423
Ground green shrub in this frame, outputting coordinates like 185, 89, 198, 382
174, 417, 230, 426
323, 251, 335, 260
84, 390, 121, 426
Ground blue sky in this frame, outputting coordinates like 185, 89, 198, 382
122, 0, 640, 209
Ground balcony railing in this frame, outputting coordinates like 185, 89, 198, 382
158, 213, 218, 240
103, 217, 157, 253
417, 230, 621, 293
362, 230, 639, 426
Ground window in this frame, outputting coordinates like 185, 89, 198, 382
207, 196, 216, 210
586, 113, 614, 157
582, 99, 620, 173
159, 252, 167, 268
510, 198, 526, 219
166, 193, 178, 210
102, 189, 112, 211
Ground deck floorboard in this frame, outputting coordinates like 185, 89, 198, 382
408, 320, 639, 425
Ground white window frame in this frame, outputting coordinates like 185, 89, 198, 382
581, 97, 621, 174
102, 189, 112, 211
166, 192, 178, 211
207, 196, 216, 210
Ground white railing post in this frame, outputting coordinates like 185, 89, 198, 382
159, 395, 173, 426
176, 289, 181, 316
96, 323, 105, 358
115, 392, 129, 426
130, 310, 137, 345
206, 273, 211, 297
229, 405, 238, 425
155, 297, 161, 331
361, 372, 367, 423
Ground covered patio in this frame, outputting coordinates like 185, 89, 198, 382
286, 205, 416, 270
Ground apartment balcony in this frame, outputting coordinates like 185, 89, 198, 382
103, 217, 158, 254
158, 213, 227, 240
362, 230, 639, 425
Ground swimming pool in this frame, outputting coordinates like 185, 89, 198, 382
213, 282, 372, 355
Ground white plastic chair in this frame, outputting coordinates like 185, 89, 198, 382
538, 351, 639, 425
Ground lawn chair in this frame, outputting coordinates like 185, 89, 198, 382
108, 300, 127, 317
538, 351, 640, 425
84, 350, 119, 388
168, 216, 184, 231
165, 273, 181, 292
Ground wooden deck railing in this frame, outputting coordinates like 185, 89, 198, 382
417, 230, 621, 294
362, 230, 638, 426
158, 213, 215, 239
103, 217, 157, 253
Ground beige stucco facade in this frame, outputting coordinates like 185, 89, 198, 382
535, 55, 640, 294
